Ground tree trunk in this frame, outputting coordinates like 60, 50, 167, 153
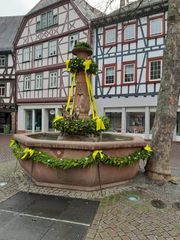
145, 0, 180, 180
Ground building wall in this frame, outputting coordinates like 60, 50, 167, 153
93, 10, 180, 141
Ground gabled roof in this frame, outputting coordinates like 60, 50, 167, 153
92, 0, 168, 27
27, 0, 104, 20
109, 0, 168, 17
0, 16, 23, 52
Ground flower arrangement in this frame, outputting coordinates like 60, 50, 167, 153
10, 139, 153, 170
74, 41, 92, 50
65, 57, 98, 75
52, 115, 109, 135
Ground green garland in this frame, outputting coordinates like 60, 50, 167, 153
10, 140, 152, 170
52, 116, 110, 135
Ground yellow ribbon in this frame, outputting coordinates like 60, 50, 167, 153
66, 72, 76, 112
21, 148, 34, 160
92, 150, 104, 160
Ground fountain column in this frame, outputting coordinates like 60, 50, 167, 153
72, 47, 93, 119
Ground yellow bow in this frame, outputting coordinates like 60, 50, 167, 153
65, 59, 71, 72
96, 117, 105, 131
144, 145, 153, 153
83, 59, 92, 71
9, 139, 16, 147
92, 150, 104, 160
53, 115, 64, 124
21, 148, 35, 160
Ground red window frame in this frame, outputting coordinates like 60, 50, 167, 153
122, 21, 137, 44
121, 61, 137, 85
103, 26, 117, 47
146, 57, 163, 83
102, 64, 116, 86
147, 15, 165, 39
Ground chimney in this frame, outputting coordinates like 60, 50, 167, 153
121, 0, 129, 7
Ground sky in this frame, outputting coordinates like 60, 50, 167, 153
0, 0, 136, 16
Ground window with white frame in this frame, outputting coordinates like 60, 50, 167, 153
0, 84, 5, 96
48, 40, 57, 56
149, 17, 164, 37
49, 72, 58, 88
22, 48, 30, 62
0, 55, 6, 67
47, 11, 53, 26
123, 23, 136, 42
35, 74, 43, 89
34, 44, 43, 60
123, 63, 135, 83
24, 75, 31, 90
69, 34, 79, 51
36, 11, 58, 31
104, 28, 116, 46
149, 59, 162, 81
105, 66, 115, 85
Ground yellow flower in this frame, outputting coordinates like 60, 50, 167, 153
144, 145, 153, 153
92, 150, 104, 160
9, 139, 15, 147
21, 148, 35, 160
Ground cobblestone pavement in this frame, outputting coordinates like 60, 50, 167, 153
0, 135, 179, 240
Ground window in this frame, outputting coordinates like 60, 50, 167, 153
25, 110, 32, 130
69, 34, 79, 51
147, 58, 162, 82
49, 72, 58, 88
0, 85, 5, 96
148, 16, 164, 38
104, 28, 116, 46
41, 13, 48, 29
22, 48, 30, 62
35, 74, 43, 89
34, 44, 43, 60
24, 75, 31, 90
53, 15, 58, 25
123, 22, 136, 43
36, 11, 58, 31
122, 62, 136, 84
0, 55, 6, 67
47, 11, 53, 26
48, 40, 57, 56
126, 112, 145, 133
48, 109, 55, 130
36, 21, 41, 31
104, 65, 116, 85
35, 109, 42, 131
106, 112, 122, 132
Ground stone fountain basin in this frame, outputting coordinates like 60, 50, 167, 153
14, 132, 146, 191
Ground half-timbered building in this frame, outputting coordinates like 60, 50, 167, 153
0, 16, 23, 133
92, 0, 180, 141
14, 0, 102, 132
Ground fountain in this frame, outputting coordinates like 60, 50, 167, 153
11, 42, 148, 191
